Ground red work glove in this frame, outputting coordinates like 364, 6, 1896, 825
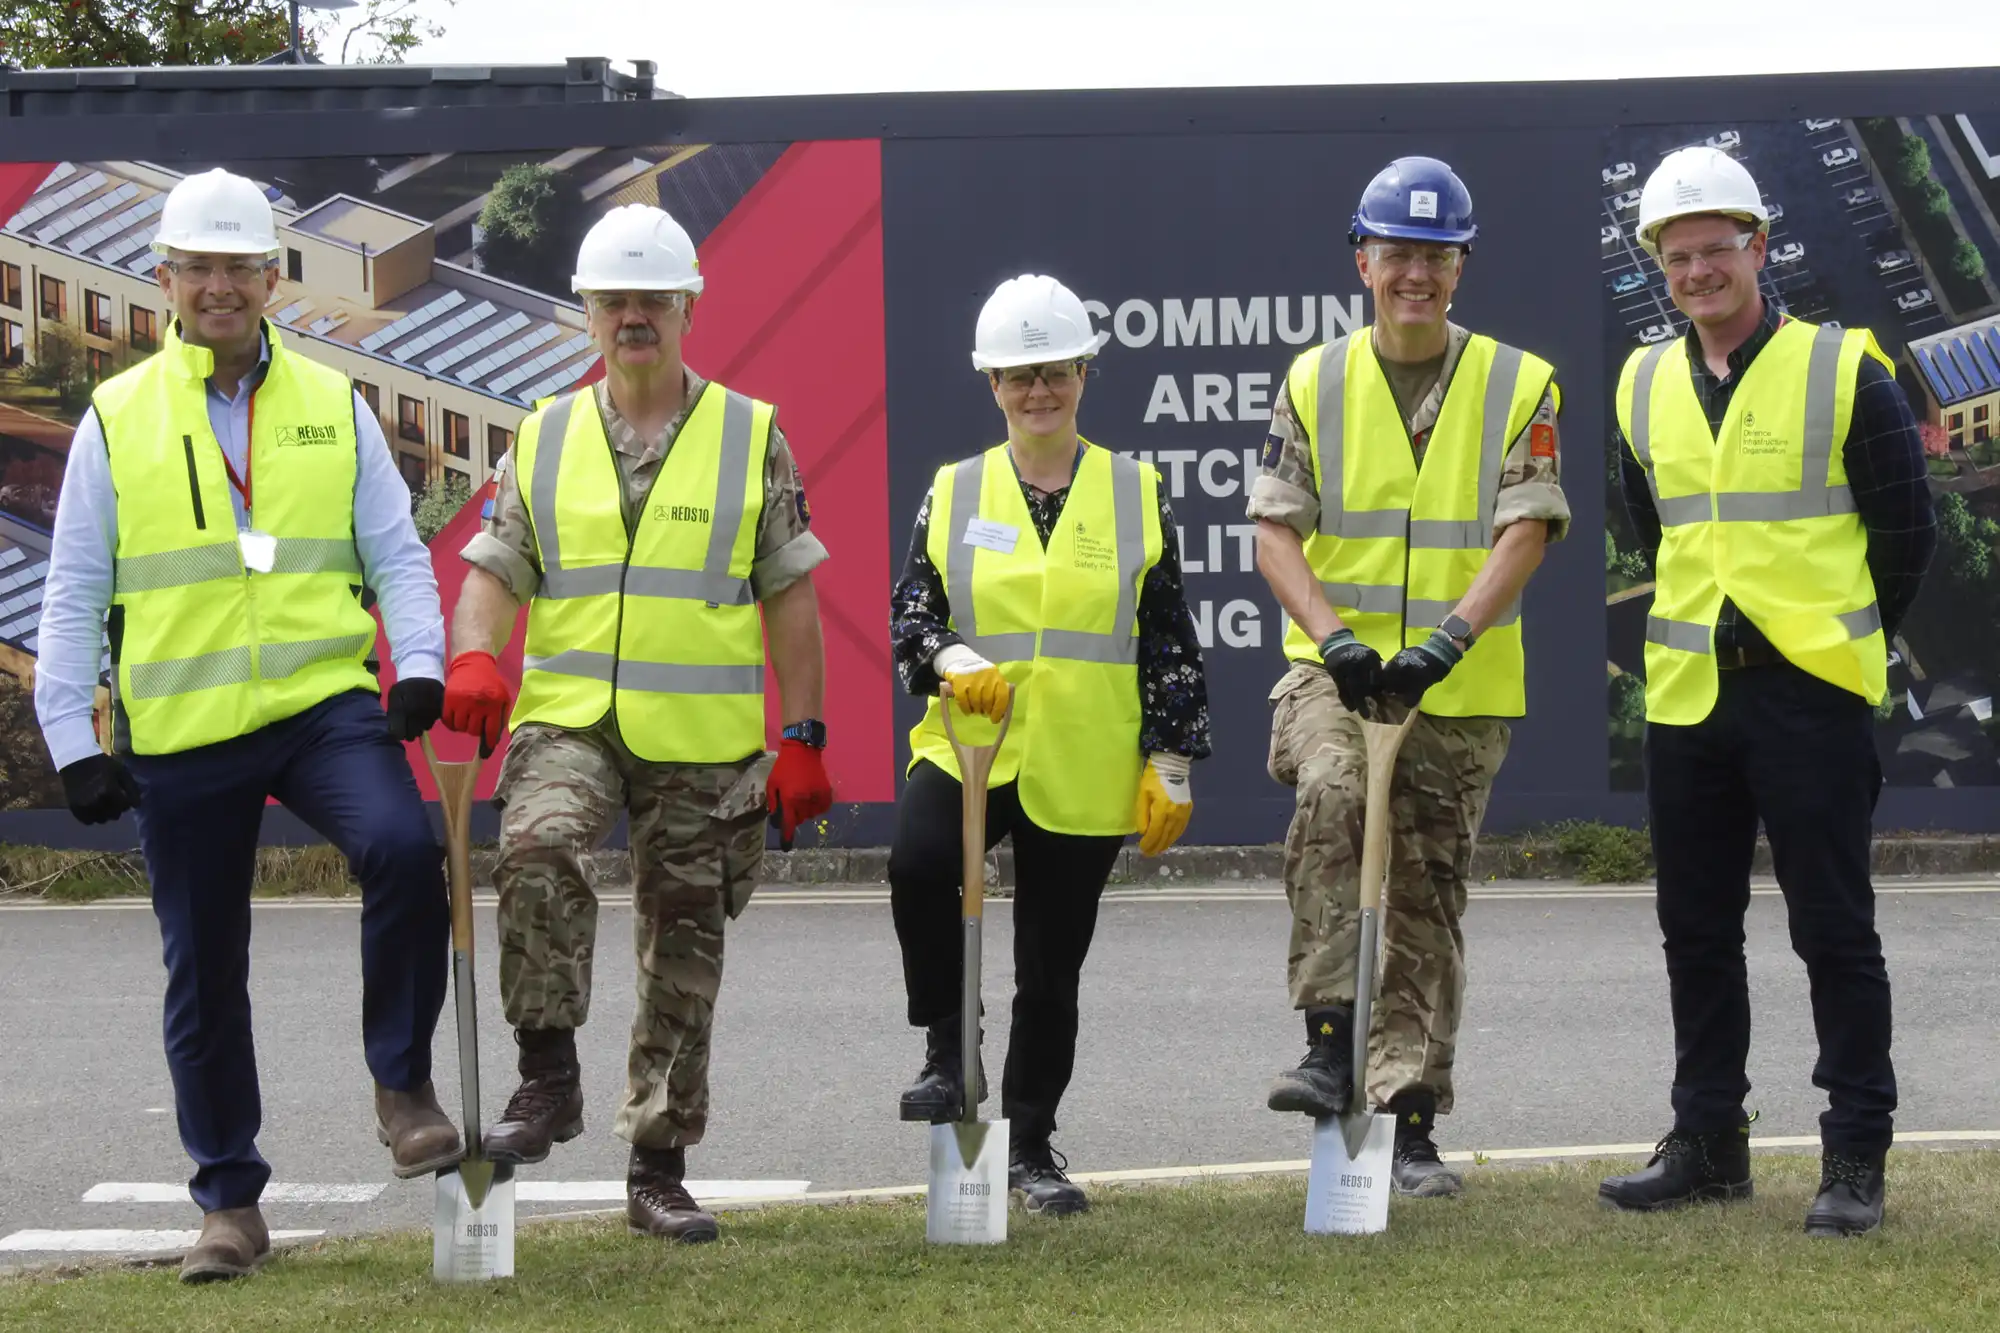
767, 738, 832, 848
441, 650, 512, 756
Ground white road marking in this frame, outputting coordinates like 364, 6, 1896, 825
0, 1228, 323, 1253
85, 1182, 385, 1204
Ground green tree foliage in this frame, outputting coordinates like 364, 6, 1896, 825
0, 670, 67, 810
1934, 492, 1996, 584
22, 325, 91, 414
1951, 238, 1988, 285
0, 0, 448, 69
1897, 135, 1932, 189
411, 471, 470, 543
1919, 178, 1951, 221
1609, 671, 1646, 724
476, 164, 589, 296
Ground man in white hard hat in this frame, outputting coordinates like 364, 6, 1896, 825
1247, 156, 1569, 1198
1598, 146, 1934, 1237
33, 167, 456, 1282
443, 203, 832, 1242
887, 273, 1209, 1215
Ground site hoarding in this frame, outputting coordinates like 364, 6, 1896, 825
1, 69, 1998, 846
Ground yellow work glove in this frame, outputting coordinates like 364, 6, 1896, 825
1134, 752, 1192, 857
933, 643, 1010, 723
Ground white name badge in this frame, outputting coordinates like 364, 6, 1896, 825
963, 518, 1019, 555
238, 529, 277, 573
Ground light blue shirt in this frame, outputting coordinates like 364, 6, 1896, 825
34, 333, 446, 771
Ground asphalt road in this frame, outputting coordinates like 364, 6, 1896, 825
3, 877, 1997, 1262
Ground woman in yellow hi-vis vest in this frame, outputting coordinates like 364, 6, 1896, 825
887, 273, 1210, 1216
1597, 148, 1935, 1241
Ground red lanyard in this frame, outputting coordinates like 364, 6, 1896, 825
221, 397, 254, 512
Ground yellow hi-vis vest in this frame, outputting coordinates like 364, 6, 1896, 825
1615, 318, 1889, 725
1279, 329, 1555, 718
906, 441, 1163, 836
92, 320, 377, 755
509, 383, 772, 764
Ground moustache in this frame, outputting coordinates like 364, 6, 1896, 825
617, 325, 660, 346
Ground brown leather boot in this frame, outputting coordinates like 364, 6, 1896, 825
375, 1080, 463, 1178
179, 1205, 270, 1284
485, 1027, 585, 1165
626, 1146, 719, 1243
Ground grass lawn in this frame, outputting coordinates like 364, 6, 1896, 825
3, 1152, 1996, 1332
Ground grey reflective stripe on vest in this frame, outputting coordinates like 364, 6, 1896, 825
1407, 596, 1521, 629
270, 537, 362, 578
1314, 338, 1406, 540
260, 632, 373, 681
1319, 582, 1403, 615
1839, 603, 1882, 637
1647, 615, 1712, 654
115, 542, 242, 593
127, 644, 252, 700
1636, 326, 1856, 526
530, 388, 758, 605
943, 455, 1036, 662
1038, 451, 1146, 666
523, 649, 763, 695
1408, 342, 1524, 551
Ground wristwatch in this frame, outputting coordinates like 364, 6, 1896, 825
782, 719, 827, 748
1438, 613, 1477, 650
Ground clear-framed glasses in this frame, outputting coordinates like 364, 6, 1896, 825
164, 258, 272, 285
1660, 231, 1755, 274
996, 361, 1082, 390
1364, 242, 1462, 274
587, 291, 686, 317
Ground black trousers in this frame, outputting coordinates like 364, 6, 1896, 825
1644, 662, 1895, 1159
888, 760, 1124, 1149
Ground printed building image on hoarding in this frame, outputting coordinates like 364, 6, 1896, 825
1601, 114, 2000, 790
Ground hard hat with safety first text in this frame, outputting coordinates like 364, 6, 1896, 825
150, 168, 280, 257
1349, 156, 1477, 249
1635, 146, 1769, 255
572, 203, 703, 295
971, 273, 1109, 372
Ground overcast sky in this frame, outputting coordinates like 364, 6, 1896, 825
401, 0, 2000, 99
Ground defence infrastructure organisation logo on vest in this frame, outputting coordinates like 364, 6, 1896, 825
1071, 518, 1116, 572
276, 423, 342, 447
1737, 408, 1786, 457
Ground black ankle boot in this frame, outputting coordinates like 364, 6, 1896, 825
1389, 1091, 1462, 1197
1598, 1124, 1753, 1211
898, 1019, 986, 1123
1266, 1006, 1354, 1118
1804, 1150, 1885, 1237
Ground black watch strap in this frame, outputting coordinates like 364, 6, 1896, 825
782, 719, 827, 748
1438, 613, 1476, 648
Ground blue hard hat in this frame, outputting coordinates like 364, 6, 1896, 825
1348, 156, 1477, 249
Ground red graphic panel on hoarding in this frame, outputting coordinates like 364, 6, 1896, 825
399, 140, 894, 807
0, 164, 56, 226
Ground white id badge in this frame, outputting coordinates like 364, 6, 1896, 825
963, 518, 1019, 555
238, 529, 277, 573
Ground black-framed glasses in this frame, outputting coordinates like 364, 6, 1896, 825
995, 361, 1084, 390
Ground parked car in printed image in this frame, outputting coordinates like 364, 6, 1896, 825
1603, 161, 1636, 186
1876, 249, 1913, 272
1897, 287, 1935, 312
1769, 242, 1805, 265
1843, 186, 1879, 207
1611, 189, 1642, 211
1823, 146, 1859, 168
1637, 323, 1676, 345
1803, 118, 1841, 131
1612, 271, 1647, 294
1602, 223, 1623, 246
1707, 130, 1742, 150
1766, 202, 1784, 222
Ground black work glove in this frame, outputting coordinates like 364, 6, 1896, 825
1378, 629, 1465, 706
384, 677, 445, 741
59, 753, 141, 825
1317, 629, 1383, 714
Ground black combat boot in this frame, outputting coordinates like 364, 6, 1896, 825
1010, 1140, 1088, 1216
1266, 1006, 1354, 1117
626, 1145, 719, 1243
898, 1019, 987, 1123
1389, 1090, 1463, 1197
485, 1027, 585, 1165
1598, 1124, 1753, 1211
1804, 1149, 1885, 1237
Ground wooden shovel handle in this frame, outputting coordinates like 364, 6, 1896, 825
938, 681, 1014, 921
1356, 704, 1421, 914
421, 734, 484, 954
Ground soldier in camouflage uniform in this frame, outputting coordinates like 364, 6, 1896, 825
441, 205, 833, 1242
1248, 157, 1568, 1196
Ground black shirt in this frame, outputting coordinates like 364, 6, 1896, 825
1616, 302, 1937, 649
890, 445, 1212, 760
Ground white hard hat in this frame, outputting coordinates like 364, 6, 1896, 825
971, 273, 1109, 372
1635, 147, 1769, 256
150, 168, 279, 257
571, 203, 703, 296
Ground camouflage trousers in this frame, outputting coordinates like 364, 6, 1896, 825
1266, 661, 1510, 1114
493, 721, 772, 1149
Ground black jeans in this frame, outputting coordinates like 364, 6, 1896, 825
1644, 662, 1894, 1159
888, 760, 1124, 1149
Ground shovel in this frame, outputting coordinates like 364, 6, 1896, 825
1305, 697, 1421, 1236
421, 733, 516, 1281
925, 679, 1014, 1246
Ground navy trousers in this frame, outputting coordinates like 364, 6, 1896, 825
128, 688, 449, 1213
